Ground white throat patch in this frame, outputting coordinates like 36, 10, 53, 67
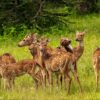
68, 45, 73, 50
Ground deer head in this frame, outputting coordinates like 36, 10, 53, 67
60, 38, 73, 53
60, 38, 71, 47
75, 31, 85, 42
37, 38, 50, 58
18, 33, 38, 47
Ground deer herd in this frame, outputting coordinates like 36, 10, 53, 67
0, 31, 100, 93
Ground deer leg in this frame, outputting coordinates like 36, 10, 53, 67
11, 78, 15, 89
71, 63, 82, 92
48, 71, 53, 88
8, 78, 12, 89
46, 71, 50, 87
34, 79, 38, 89
41, 69, 46, 88
60, 75, 63, 89
0, 78, 1, 88
3, 78, 11, 90
56, 73, 59, 88
72, 70, 82, 92
3, 78, 7, 89
64, 73, 72, 94
94, 67, 99, 91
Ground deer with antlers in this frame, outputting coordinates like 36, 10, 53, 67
93, 47, 100, 91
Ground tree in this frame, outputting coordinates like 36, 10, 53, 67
0, 0, 70, 35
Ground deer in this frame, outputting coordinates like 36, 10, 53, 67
0, 59, 42, 89
36, 39, 73, 93
0, 53, 16, 86
61, 31, 86, 92
73, 31, 85, 63
93, 47, 100, 91
18, 33, 47, 88
18, 33, 38, 48
29, 37, 74, 87
18, 33, 73, 89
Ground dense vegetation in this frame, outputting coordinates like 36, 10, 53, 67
0, 0, 100, 36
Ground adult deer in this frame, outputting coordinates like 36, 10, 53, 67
18, 33, 47, 88
29, 37, 73, 87
18, 34, 73, 89
61, 31, 86, 92
37, 39, 73, 93
73, 31, 85, 62
93, 47, 100, 91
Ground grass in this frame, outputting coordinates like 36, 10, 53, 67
0, 14, 100, 100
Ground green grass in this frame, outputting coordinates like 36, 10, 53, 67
0, 14, 100, 100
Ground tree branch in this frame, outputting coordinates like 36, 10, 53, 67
34, 0, 45, 19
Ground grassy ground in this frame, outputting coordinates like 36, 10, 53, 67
0, 14, 100, 100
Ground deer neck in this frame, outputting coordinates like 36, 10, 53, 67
44, 50, 52, 60
78, 41, 84, 48
73, 40, 84, 61
68, 45, 73, 50
30, 46, 37, 59
61, 44, 73, 53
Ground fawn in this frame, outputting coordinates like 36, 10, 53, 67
0, 59, 42, 89
93, 47, 100, 91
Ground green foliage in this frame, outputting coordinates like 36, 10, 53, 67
0, 0, 71, 35
0, 0, 100, 36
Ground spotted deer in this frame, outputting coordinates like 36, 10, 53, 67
18, 33, 47, 88
73, 31, 85, 63
37, 39, 73, 93
0, 59, 42, 89
93, 47, 100, 90
18, 34, 73, 89
61, 31, 86, 92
